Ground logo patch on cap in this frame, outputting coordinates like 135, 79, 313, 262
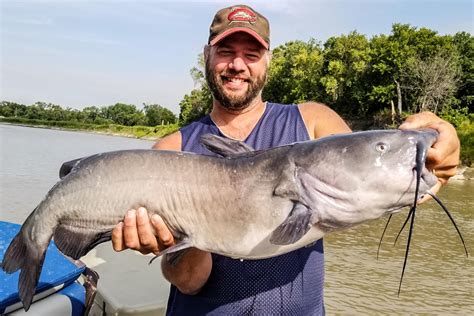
228, 7, 257, 23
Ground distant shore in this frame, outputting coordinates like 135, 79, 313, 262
0, 117, 178, 140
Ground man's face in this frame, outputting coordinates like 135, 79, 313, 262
205, 32, 269, 111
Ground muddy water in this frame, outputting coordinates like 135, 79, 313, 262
1, 124, 472, 314
324, 181, 473, 314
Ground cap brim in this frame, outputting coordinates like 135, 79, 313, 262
210, 27, 269, 49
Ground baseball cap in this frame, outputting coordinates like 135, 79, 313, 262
208, 5, 270, 49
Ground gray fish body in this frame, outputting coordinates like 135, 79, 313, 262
1, 129, 439, 310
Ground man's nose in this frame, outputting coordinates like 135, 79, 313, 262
229, 57, 246, 71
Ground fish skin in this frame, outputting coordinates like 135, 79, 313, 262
0, 129, 438, 311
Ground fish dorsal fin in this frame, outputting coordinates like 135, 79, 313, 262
59, 157, 84, 179
200, 134, 258, 158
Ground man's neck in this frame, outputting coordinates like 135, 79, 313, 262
210, 98, 267, 141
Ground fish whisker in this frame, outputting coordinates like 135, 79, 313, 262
426, 191, 469, 257
398, 205, 416, 296
377, 214, 392, 260
393, 210, 412, 246
398, 141, 425, 295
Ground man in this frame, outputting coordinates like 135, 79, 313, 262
111, 4, 460, 315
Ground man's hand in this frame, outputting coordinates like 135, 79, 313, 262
399, 111, 460, 200
111, 207, 175, 255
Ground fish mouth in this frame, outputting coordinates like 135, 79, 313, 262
417, 166, 438, 194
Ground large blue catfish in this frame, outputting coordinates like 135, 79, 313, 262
0, 129, 459, 310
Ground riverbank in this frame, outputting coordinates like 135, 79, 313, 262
0, 117, 178, 140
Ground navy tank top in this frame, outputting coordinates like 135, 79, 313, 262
166, 102, 325, 315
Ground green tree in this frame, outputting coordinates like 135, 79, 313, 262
400, 52, 460, 113
320, 31, 371, 115
143, 103, 176, 126
102, 103, 145, 126
0, 101, 27, 117
452, 32, 474, 111
263, 39, 324, 104
368, 24, 458, 116
179, 87, 213, 126
178, 53, 213, 126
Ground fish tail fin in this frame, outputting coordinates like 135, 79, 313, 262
1, 232, 48, 311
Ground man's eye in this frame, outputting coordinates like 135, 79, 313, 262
246, 54, 260, 61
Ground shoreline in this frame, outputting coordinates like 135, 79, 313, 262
0, 121, 175, 141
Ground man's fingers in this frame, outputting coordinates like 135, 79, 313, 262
399, 111, 438, 130
136, 207, 160, 254
123, 209, 140, 249
111, 208, 174, 255
111, 222, 125, 251
399, 112, 460, 183
425, 121, 460, 165
151, 214, 175, 249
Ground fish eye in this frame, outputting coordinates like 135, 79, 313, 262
375, 142, 389, 153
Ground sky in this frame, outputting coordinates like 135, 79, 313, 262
1, 0, 473, 114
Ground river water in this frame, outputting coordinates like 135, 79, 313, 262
0, 124, 472, 314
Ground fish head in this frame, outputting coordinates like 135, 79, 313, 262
298, 129, 439, 227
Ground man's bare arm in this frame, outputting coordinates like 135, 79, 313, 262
298, 102, 352, 139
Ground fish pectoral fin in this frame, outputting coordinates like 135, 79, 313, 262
53, 225, 112, 260
200, 134, 258, 157
270, 203, 312, 245
149, 239, 192, 265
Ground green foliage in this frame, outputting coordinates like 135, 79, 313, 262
0, 116, 179, 140
263, 39, 324, 104
320, 31, 371, 114
101, 103, 146, 126
178, 87, 213, 126
0, 100, 177, 128
439, 105, 472, 128
143, 103, 176, 126
452, 32, 474, 112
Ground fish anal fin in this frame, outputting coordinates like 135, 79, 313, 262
148, 239, 192, 265
53, 225, 112, 260
270, 203, 313, 245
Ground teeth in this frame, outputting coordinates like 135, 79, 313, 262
227, 77, 244, 83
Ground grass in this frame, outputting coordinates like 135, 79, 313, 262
0, 117, 179, 140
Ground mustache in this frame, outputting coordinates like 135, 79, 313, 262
220, 70, 250, 81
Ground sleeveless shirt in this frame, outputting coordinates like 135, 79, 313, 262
166, 103, 325, 315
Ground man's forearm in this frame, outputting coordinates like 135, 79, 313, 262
161, 248, 212, 295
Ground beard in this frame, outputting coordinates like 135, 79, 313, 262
205, 59, 267, 111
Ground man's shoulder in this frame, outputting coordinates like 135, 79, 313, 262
153, 131, 182, 151
296, 102, 351, 139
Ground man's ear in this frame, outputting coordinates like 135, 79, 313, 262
204, 45, 210, 62
265, 50, 272, 67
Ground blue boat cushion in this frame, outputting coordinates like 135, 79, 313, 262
0, 221, 86, 313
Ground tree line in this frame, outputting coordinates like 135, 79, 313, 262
1, 24, 472, 130
179, 24, 472, 127
0, 101, 177, 127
